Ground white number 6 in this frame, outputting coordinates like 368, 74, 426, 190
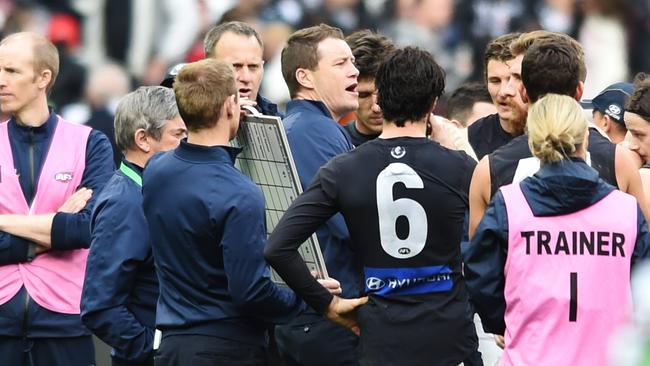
376, 163, 427, 259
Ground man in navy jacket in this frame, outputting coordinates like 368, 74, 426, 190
81, 86, 186, 366
203, 21, 284, 118
275, 24, 361, 366
143, 59, 328, 365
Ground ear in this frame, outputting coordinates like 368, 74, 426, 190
449, 119, 463, 128
224, 94, 237, 120
574, 81, 584, 102
134, 128, 151, 153
37, 69, 52, 91
295, 68, 314, 90
601, 116, 611, 133
521, 86, 530, 105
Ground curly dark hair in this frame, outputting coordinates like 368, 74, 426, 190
375, 47, 445, 126
345, 30, 395, 80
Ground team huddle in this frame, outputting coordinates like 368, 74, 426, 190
0, 18, 649, 366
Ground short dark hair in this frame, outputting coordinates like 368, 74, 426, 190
447, 82, 492, 126
512, 31, 586, 83
521, 39, 582, 103
626, 73, 650, 120
173, 59, 237, 132
345, 30, 395, 80
203, 21, 263, 58
483, 32, 520, 81
375, 47, 445, 127
281, 24, 344, 98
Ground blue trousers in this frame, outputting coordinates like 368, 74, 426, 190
154, 334, 268, 366
274, 316, 359, 366
0, 335, 95, 366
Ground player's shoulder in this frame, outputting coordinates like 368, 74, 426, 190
468, 113, 498, 135
491, 133, 528, 157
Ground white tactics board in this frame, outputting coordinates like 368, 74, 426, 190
231, 108, 328, 284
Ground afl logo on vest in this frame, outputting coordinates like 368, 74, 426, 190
55, 172, 73, 183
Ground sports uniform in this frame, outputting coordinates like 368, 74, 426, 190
489, 128, 616, 196
345, 121, 380, 147
468, 113, 515, 160
266, 136, 479, 366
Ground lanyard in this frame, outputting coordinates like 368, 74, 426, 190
119, 162, 142, 187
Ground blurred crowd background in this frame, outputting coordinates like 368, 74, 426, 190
1, 0, 649, 125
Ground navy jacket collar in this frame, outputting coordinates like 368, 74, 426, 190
521, 157, 614, 216
256, 95, 283, 118
174, 138, 242, 165
286, 100, 333, 119
8, 110, 58, 143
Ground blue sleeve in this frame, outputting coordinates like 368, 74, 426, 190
632, 205, 650, 268
81, 187, 153, 362
463, 191, 509, 335
222, 185, 305, 323
51, 130, 115, 250
286, 118, 353, 242
0, 232, 30, 264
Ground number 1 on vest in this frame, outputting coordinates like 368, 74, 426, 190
569, 272, 577, 322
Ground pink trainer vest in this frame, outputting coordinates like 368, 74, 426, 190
500, 183, 636, 366
0, 117, 91, 314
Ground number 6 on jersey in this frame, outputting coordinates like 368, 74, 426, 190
376, 163, 428, 259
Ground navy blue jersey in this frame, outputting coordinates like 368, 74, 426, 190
468, 113, 514, 160
266, 136, 478, 365
489, 128, 617, 196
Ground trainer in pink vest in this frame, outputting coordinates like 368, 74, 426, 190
500, 183, 636, 366
0, 116, 91, 314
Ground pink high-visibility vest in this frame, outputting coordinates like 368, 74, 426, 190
500, 182, 636, 366
0, 117, 91, 314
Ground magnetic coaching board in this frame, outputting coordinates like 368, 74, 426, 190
231, 108, 328, 284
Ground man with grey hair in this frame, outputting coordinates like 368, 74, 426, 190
203, 21, 283, 117
81, 86, 186, 366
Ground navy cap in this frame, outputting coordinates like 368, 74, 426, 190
160, 63, 187, 88
580, 82, 634, 124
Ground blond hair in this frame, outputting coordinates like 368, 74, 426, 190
173, 59, 237, 132
527, 94, 588, 163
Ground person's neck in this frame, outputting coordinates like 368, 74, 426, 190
499, 116, 525, 136
610, 130, 626, 145
15, 99, 51, 127
294, 91, 342, 121
379, 119, 427, 139
123, 151, 148, 169
354, 120, 379, 136
187, 123, 231, 147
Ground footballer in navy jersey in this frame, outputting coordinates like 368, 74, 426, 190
266, 47, 478, 366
